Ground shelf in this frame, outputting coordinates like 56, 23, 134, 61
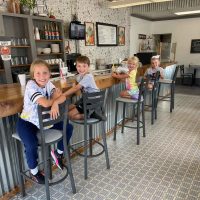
11, 46, 31, 48
37, 53, 63, 56
11, 64, 30, 67
35, 39, 62, 42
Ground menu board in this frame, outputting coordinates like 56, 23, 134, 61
190, 39, 200, 53
96, 22, 117, 46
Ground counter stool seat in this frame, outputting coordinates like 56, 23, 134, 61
159, 79, 173, 84
113, 79, 147, 145
12, 101, 76, 200
70, 90, 110, 179
13, 129, 63, 144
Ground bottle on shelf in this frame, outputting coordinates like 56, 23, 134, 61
50, 22, 55, 40
55, 23, 60, 40
47, 24, 52, 40
44, 24, 49, 40
35, 27, 40, 40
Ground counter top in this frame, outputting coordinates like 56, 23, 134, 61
0, 75, 119, 118
0, 62, 176, 118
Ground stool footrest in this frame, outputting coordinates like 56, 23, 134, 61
21, 165, 69, 186
70, 139, 105, 158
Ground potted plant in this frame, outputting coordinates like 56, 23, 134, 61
19, 0, 35, 14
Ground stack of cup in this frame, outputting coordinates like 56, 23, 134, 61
51, 44, 60, 53
18, 74, 26, 86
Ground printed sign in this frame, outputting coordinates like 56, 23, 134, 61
0, 41, 11, 61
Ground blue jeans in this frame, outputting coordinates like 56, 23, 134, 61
16, 118, 73, 169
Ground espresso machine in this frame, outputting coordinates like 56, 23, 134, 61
66, 53, 81, 72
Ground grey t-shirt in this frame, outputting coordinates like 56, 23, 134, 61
76, 73, 99, 93
144, 66, 164, 79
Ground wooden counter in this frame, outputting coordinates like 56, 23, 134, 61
0, 75, 119, 118
0, 62, 176, 118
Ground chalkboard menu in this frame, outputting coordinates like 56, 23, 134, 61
190, 39, 200, 53
96, 22, 117, 46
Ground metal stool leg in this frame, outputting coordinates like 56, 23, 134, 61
47, 146, 52, 180
89, 125, 93, 156
121, 102, 126, 133
142, 102, 146, 138
42, 144, 50, 200
151, 91, 154, 125
170, 84, 173, 113
172, 84, 175, 110
84, 123, 88, 179
63, 130, 76, 193
16, 141, 25, 197
132, 104, 136, 122
113, 101, 118, 140
137, 103, 140, 145
101, 121, 110, 169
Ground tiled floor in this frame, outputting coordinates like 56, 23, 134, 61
11, 86, 200, 200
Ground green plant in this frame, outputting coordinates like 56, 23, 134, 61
19, 0, 36, 9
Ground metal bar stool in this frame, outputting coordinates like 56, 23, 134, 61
70, 90, 110, 179
158, 65, 179, 112
113, 79, 147, 145
180, 65, 194, 86
12, 100, 76, 200
145, 71, 160, 125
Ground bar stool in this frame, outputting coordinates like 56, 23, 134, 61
113, 79, 147, 145
180, 65, 194, 86
70, 90, 110, 179
158, 65, 179, 112
12, 100, 76, 200
145, 71, 160, 125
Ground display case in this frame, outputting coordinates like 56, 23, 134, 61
0, 13, 65, 83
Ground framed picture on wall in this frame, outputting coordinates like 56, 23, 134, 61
85, 22, 95, 46
96, 22, 117, 46
118, 26, 125, 46
190, 39, 200, 53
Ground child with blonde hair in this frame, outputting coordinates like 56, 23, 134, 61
17, 59, 73, 184
144, 55, 164, 89
112, 56, 139, 99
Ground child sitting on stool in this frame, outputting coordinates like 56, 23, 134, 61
112, 56, 140, 100
63, 55, 106, 121
144, 55, 164, 89
17, 59, 73, 184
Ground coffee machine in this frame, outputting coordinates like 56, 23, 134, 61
66, 53, 81, 72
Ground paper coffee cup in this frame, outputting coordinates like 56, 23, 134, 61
18, 74, 26, 86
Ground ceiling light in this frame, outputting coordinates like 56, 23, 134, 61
103, 0, 173, 9
175, 10, 200, 15
151, 0, 172, 2
110, 1, 151, 8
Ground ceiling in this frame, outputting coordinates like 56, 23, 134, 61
102, 0, 200, 21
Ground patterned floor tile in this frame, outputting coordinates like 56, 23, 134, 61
10, 92, 200, 200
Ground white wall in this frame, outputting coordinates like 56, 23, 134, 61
130, 17, 153, 56
153, 18, 200, 68
130, 16, 200, 77
46, 0, 131, 65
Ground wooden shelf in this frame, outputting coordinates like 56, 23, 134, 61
37, 53, 63, 56
35, 39, 62, 42
11, 64, 30, 67
11, 46, 31, 48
